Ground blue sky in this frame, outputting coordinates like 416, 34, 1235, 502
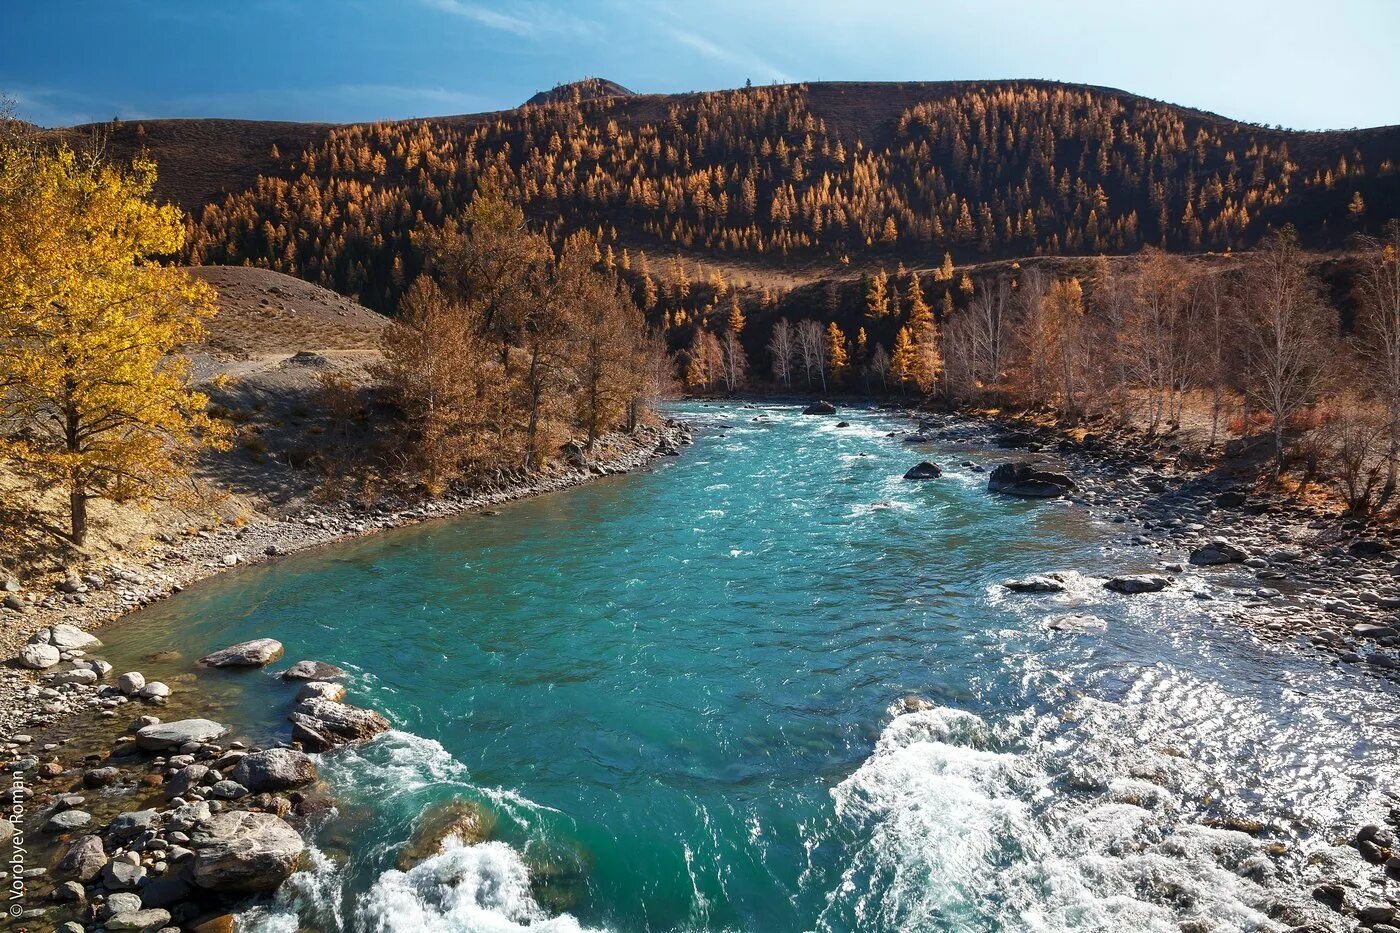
4, 0, 1397, 130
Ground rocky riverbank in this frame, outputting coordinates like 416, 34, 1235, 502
879, 407, 1400, 932
3, 633, 399, 931
1, 421, 691, 932
900, 410, 1400, 669
1, 421, 691, 736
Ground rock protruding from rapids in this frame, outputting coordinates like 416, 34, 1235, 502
288, 697, 390, 750
1189, 539, 1248, 566
987, 462, 1075, 498
200, 638, 285, 668
136, 718, 227, 751
396, 799, 498, 870
190, 810, 304, 892
1104, 574, 1171, 594
230, 748, 318, 793
1003, 573, 1071, 593
1046, 613, 1107, 632
280, 659, 346, 680
802, 400, 837, 415
902, 461, 943, 480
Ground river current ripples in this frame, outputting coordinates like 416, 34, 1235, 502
96, 402, 1400, 932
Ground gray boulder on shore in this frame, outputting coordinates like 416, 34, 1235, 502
1189, 539, 1248, 566
190, 810, 305, 892
30, 623, 102, 651
230, 748, 317, 793
201, 638, 285, 668
18, 642, 61, 670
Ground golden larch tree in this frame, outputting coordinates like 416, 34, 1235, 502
825, 322, 849, 385
0, 146, 228, 546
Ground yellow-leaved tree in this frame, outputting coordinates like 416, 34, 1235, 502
0, 141, 228, 547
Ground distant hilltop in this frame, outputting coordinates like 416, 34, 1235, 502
524, 77, 634, 108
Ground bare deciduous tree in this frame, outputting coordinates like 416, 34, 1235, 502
796, 318, 827, 390
1356, 221, 1400, 491
768, 318, 795, 389
1240, 228, 1334, 474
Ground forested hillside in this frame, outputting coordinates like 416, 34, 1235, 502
69, 80, 1400, 317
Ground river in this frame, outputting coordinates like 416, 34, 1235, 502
94, 402, 1400, 932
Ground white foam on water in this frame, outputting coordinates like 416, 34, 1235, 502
244, 730, 597, 933
314, 729, 473, 797
239, 844, 347, 933
357, 839, 603, 933
821, 704, 1319, 933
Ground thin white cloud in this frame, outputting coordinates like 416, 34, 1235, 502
419, 0, 536, 36
665, 26, 794, 84
417, 0, 597, 40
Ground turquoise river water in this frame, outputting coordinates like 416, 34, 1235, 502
96, 402, 1400, 932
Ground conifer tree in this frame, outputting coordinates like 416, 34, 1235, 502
866, 268, 889, 320
826, 322, 849, 385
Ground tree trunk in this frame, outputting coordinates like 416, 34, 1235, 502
70, 490, 87, 547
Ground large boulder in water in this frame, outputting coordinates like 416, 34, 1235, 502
230, 748, 317, 793
802, 401, 837, 415
280, 659, 345, 681
1189, 539, 1247, 566
903, 461, 942, 480
395, 799, 497, 870
987, 463, 1075, 498
190, 811, 304, 892
136, 719, 227, 751
1003, 573, 1070, 594
288, 698, 390, 751
200, 638, 284, 668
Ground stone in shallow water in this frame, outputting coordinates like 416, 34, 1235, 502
396, 799, 497, 870
288, 698, 389, 751
902, 461, 942, 480
295, 680, 346, 702
136, 719, 227, 751
104, 908, 171, 931
1104, 574, 1171, 595
987, 462, 1075, 498
53, 835, 106, 881
44, 810, 92, 833
280, 659, 346, 681
1046, 613, 1107, 633
200, 638, 284, 667
1003, 573, 1071, 594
